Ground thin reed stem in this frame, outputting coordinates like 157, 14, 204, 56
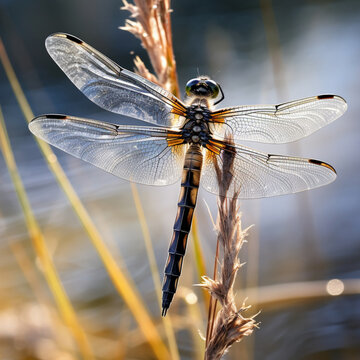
131, 183, 180, 360
120, 2, 186, 358
191, 217, 210, 309
205, 235, 219, 346
0, 36, 169, 360
10, 241, 50, 307
0, 107, 94, 360
9, 241, 78, 357
131, 183, 163, 309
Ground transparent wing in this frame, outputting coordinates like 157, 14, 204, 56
29, 115, 185, 185
211, 95, 347, 143
45, 33, 187, 127
201, 143, 336, 199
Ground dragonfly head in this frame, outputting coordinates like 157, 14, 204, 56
185, 77, 220, 100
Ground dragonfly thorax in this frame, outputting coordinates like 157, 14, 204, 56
181, 103, 212, 145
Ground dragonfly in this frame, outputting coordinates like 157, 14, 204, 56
29, 33, 347, 316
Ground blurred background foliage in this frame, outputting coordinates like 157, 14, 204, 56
0, 0, 359, 359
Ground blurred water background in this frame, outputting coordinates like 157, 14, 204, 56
0, 0, 359, 359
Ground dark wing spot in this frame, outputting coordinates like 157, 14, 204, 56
308, 159, 336, 173
65, 34, 83, 44
46, 114, 68, 119
308, 159, 322, 165
317, 95, 335, 100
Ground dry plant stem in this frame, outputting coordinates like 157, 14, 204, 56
202, 137, 257, 359
121, 4, 257, 357
121, 2, 180, 359
0, 36, 169, 360
206, 236, 220, 345
130, 183, 179, 360
131, 183, 163, 310
191, 217, 211, 309
0, 108, 95, 360
121, 0, 180, 97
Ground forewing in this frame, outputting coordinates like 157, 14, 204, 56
29, 115, 185, 186
45, 33, 187, 127
211, 95, 347, 143
202, 143, 336, 198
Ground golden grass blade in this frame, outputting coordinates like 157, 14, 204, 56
130, 183, 180, 360
0, 36, 169, 359
120, 2, 181, 357
131, 183, 163, 308
0, 107, 94, 360
191, 216, 210, 309
184, 294, 205, 360
9, 241, 79, 356
10, 241, 53, 308
205, 235, 220, 347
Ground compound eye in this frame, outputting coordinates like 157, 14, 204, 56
205, 80, 220, 99
185, 78, 200, 96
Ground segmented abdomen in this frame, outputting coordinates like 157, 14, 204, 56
161, 144, 203, 316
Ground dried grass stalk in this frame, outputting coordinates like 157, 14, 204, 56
121, 2, 180, 359
121, 2, 257, 357
202, 136, 257, 359
121, 0, 180, 96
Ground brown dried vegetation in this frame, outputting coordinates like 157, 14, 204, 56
121, 2, 257, 358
